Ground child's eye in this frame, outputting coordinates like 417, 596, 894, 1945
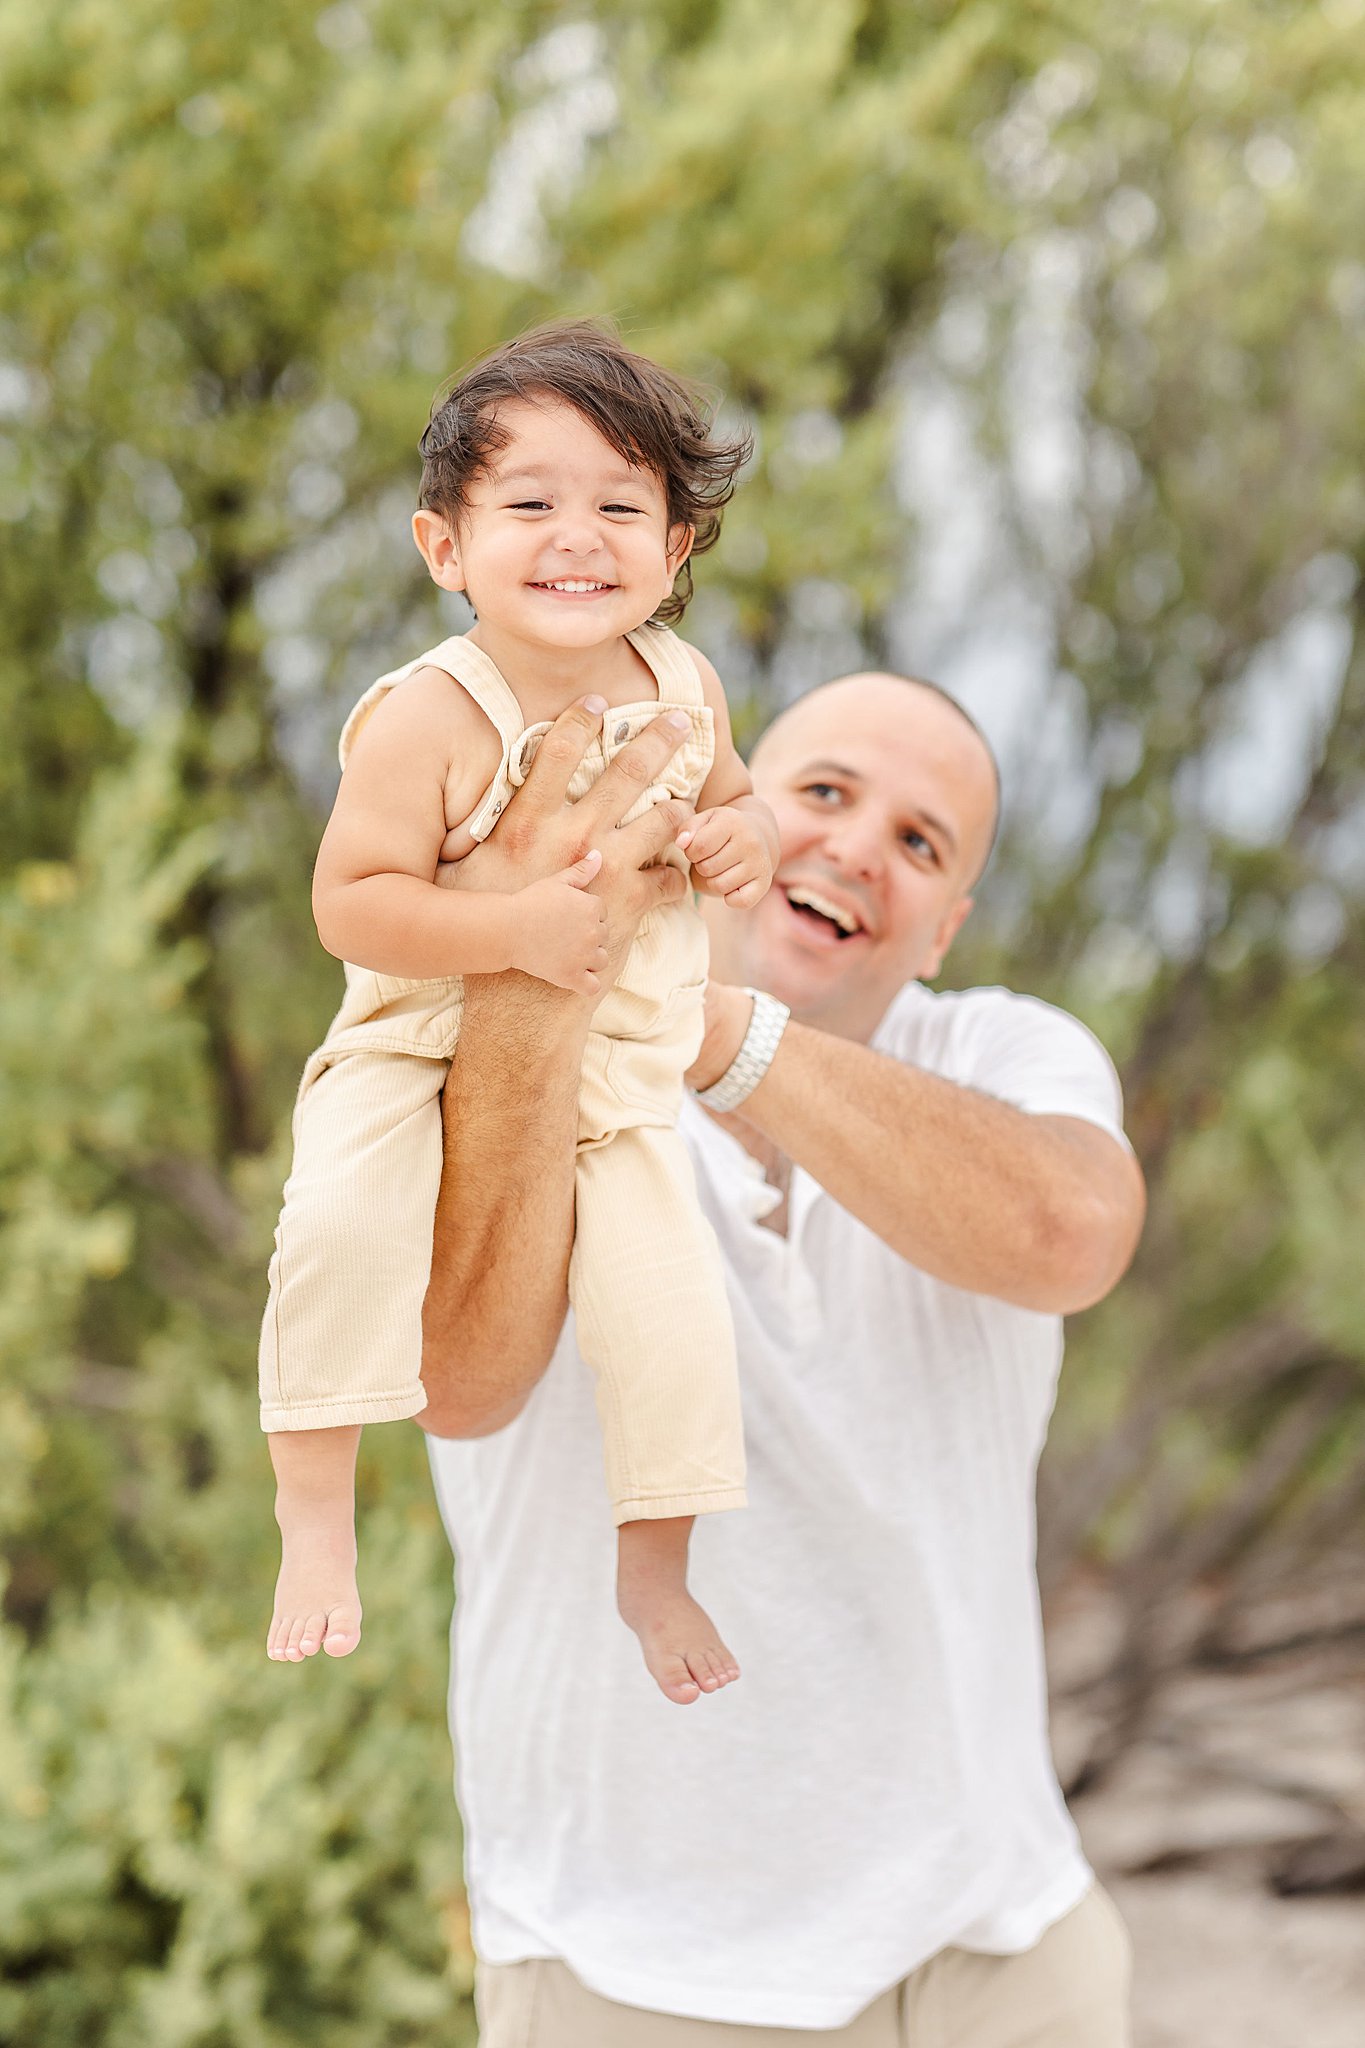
802, 781, 840, 802
603, 502, 645, 515
901, 829, 936, 861
508, 499, 551, 512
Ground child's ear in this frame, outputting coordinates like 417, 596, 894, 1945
412, 509, 466, 592
667, 522, 695, 577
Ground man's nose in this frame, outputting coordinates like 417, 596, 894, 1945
822, 812, 885, 884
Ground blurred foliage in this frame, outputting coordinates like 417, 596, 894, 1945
0, 1515, 470, 2048
2, 0, 1363, 2033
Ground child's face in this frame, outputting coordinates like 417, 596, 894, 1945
416, 397, 693, 650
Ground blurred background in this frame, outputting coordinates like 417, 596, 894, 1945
2, 3, 1363, 2042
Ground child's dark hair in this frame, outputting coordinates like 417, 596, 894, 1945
418, 320, 752, 625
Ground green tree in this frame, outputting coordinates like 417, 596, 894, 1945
3, 0, 1364, 2033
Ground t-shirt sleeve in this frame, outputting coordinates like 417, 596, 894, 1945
964, 992, 1131, 1148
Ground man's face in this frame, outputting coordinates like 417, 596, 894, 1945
705, 675, 999, 1043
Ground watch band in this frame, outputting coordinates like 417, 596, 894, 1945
694, 988, 790, 1113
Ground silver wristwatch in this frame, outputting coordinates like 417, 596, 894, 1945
694, 988, 790, 1113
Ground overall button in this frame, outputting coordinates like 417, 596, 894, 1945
513, 729, 547, 780
613, 720, 630, 744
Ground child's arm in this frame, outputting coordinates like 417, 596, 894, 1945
675, 645, 779, 909
311, 670, 608, 994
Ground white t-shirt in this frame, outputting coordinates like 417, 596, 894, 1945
427, 982, 1130, 2030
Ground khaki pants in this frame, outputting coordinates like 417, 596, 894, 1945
475, 1886, 1132, 2047
259, 954, 746, 1523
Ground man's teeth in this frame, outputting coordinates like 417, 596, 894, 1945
540, 579, 610, 592
785, 887, 862, 935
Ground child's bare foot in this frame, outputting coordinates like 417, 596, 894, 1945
266, 1425, 363, 1663
267, 1517, 362, 1661
616, 1515, 740, 1706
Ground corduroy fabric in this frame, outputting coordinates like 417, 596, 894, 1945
259, 626, 746, 1521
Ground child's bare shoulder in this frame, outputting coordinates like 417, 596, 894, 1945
674, 639, 730, 713
349, 662, 485, 754
346, 663, 502, 824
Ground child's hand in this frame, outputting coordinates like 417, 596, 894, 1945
676, 806, 775, 909
508, 855, 610, 994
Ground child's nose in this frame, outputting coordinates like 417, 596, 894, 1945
552, 513, 605, 555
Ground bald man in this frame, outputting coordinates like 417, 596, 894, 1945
417, 673, 1146, 2048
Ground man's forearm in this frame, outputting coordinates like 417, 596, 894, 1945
418, 974, 586, 1436
729, 1018, 1144, 1315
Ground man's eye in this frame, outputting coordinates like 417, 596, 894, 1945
802, 782, 840, 802
902, 830, 936, 861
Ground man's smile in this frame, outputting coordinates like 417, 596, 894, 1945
774, 877, 872, 947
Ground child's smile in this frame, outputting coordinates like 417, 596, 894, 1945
528, 574, 619, 600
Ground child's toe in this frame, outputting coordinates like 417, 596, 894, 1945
283, 1614, 310, 1661
322, 1605, 361, 1657
713, 1645, 740, 1686
656, 1654, 701, 1705
298, 1611, 329, 1657
687, 1646, 732, 1695
685, 1651, 722, 1692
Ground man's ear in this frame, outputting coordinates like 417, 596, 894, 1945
924, 894, 974, 980
412, 509, 466, 592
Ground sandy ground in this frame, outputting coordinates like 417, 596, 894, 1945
1102, 1870, 1364, 2048
1048, 1583, 1365, 2046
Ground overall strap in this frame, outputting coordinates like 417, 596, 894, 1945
337, 634, 525, 770
422, 634, 526, 751
626, 624, 705, 706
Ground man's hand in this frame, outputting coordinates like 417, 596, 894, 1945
677, 803, 775, 908
686, 980, 753, 1094
437, 696, 692, 1006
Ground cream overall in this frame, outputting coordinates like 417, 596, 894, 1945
259, 624, 746, 1525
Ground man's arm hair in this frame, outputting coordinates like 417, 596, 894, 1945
418, 974, 584, 1437
416, 699, 694, 1437
701, 999, 1145, 1316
